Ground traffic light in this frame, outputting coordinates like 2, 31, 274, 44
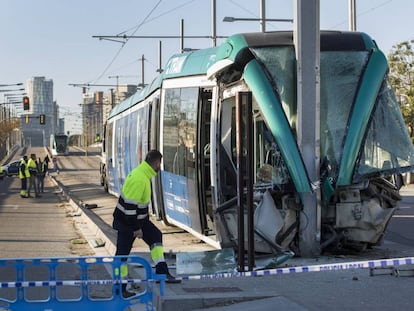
39, 114, 45, 125
23, 96, 30, 110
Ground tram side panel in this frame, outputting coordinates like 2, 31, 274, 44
159, 87, 204, 236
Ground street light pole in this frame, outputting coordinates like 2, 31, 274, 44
223, 16, 293, 23
108, 76, 119, 104
0, 83, 23, 87
211, 0, 217, 46
260, 0, 266, 32
349, 0, 356, 31
0, 88, 25, 93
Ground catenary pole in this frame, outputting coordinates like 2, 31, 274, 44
294, 0, 321, 257
211, 0, 217, 46
260, 0, 266, 32
349, 0, 356, 31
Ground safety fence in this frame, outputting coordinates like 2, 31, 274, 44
0, 255, 165, 311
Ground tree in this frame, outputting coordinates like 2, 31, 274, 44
0, 118, 20, 159
388, 40, 414, 137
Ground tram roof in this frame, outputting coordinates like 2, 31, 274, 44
108, 30, 376, 118
108, 46, 219, 118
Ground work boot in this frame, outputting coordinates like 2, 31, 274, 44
121, 283, 135, 298
122, 290, 135, 298
165, 272, 181, 284
155, 261, 181, 284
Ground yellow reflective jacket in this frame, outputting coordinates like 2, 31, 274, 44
19, 159, 30, 179
27, 158, 37, 176
113, 160, 157, 230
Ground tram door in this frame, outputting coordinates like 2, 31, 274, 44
198, 89, 215, 235
160, 87, 203, 235
149, 97, 167, 222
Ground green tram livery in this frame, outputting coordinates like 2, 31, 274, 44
100, 31, 414, 255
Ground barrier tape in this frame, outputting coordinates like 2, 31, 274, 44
176, 256, 414, 281
1, 256, 413, 288
0, 279, 153, 288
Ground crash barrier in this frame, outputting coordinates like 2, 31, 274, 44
0, 255, 165, 311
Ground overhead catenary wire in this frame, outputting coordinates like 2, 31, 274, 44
92, 0, 253, 86
117, 0, 197, 36
329, 0, 394, 29
89, 0, 163, 85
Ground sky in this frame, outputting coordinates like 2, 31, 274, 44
1, 0, 413, 134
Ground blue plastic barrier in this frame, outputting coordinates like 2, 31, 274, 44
0, 255, 165, 311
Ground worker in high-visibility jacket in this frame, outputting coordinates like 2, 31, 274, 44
19, 156, 30, 198
112, 150, 180, 298
27, 153, 40, 198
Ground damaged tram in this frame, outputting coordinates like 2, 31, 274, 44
100, 31, 414, 255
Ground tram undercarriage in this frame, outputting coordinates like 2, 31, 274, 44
321, 178, 400, 252
215, 176, 401, 255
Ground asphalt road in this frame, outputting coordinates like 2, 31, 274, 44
0, 146, 96, 258
1, 146, 414, 311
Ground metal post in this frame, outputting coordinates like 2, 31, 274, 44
158, 41, 163, 73
236, 92, 245, 271
109, 89, 114, 108
260, 0, 266, 32
116, 76, 119, 104
349, 0, 356, 31
141, 54, 145, 87
180, 19, 184, 53
294, 0, 321, 257
211, 0, 217, 46
245, 92, 255, 271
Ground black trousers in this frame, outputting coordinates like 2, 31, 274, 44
113, 218, 162, 256
21, 177, 27, 191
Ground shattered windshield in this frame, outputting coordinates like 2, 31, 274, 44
355, 78, 414, 180
252, 47, 370, 179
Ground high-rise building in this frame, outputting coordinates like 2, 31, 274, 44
81, 85, 137, 147
21, 77, 57, 147
26, 77, 53, 114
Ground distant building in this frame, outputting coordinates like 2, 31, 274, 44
81, 85, 137, 146
21, 77, 58, 147
115, 85, 137, 104
58, 118, 65, 134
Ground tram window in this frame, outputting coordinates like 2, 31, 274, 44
219, 94, 291, 195
252, 47, 296, 128
254, 113, 290, 186
107, 122, 113, 166
136, 107, 146, 165
163, 87, 198, 179
129, 110, 138, 168
319, 51, 368, 172
219, 97, 237, 198
355, 78, 414, 180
